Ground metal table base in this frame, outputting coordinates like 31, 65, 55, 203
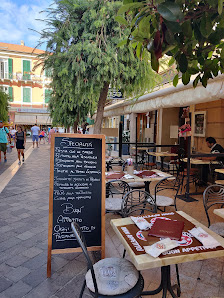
141, 265, 181, 298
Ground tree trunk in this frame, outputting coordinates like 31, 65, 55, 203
93, 82, 109, 134
73, 120, 78, 133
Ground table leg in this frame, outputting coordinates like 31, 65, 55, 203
144, 181, 151, 193
141, 265, 180, 298
161, 156, 164, 171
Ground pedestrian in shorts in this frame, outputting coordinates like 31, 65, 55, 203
31, 124, 40, 148
0, 120, 11, 163
15, 126, 26, 165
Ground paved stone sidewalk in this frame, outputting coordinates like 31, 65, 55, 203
0, 142, 32, 176
0, 144, 92, 298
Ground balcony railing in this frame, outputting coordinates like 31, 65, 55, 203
0, 72, 52, 83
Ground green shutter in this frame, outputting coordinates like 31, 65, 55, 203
45, 89, 51, 103
8, 87, 13, 102
23, 60, 31, 80
23, 88, 31, 102
45, 68, 52, 78
8, 59, 13, 79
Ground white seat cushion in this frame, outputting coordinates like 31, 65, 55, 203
209, 222, 224, 237
85, 257, 139, 295
128, 182, 145, 189
105, 197, 122, 211
156, 195, 174, 207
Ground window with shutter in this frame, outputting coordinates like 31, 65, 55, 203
23, 87, 31, 102
8, 87, 13, 102
0, 60, 8, 79
8, 59, 13, 79
45, 89, 51, 103
23, 60, 31, 80
45, 68, 52, 78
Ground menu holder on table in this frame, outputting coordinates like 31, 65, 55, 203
106, 172, 124, 180
135, 170, 157, 178
148, 218, 184, 241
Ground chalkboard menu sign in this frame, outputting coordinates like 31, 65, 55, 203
47, 134, 105, 277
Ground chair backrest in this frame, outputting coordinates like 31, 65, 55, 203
203, 184, 224, 227
71, 222, 99, 295
154, 176, 180, 208
108, 157, 126, 171
106, 180, 130, 199
121, 189, 157, 217
209, 161, 223, 182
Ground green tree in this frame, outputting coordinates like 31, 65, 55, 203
0, 89, 9, 122
118, 0, 224, 88
38, 0, 160, 133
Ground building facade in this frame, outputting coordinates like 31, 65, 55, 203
101, 74, 224, 154
0, 41, 52, 129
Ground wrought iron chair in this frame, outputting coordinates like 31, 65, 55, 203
106, 157, 126, 172
153, 176, 181, 212
120, 189, 156, 258
105, 180, 130, 214
71, 222, 144, 298
203, 184, 224, 237
209, 160, 223, 184
121, 189, 157, 217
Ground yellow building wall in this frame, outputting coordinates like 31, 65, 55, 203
194, 99, 224, 151
13, 86, 22, 103
6, 54, 47, 105
33, 87, 44, 103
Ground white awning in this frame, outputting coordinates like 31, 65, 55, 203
15, 114, 52, 125
103, 74, 224, 117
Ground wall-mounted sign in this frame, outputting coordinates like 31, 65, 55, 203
193, 111, 206, 137
107, 88, 123, 99
17, 108, 49, 114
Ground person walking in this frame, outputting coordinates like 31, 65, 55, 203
31, 124, 40, 148
0, 120, 11, 163
15, 126, 26, 165
48, 127, 55, 144
39, 130, 45, 145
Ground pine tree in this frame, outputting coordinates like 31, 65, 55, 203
38, 0, 160, 133
0, 90, 9, 122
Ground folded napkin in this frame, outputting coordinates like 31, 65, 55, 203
133, 170, 141, 174
123, 174, 135, 179
130, 216, 152, 230
189, 227, 221, 248
156, 172, 166, 177
144, 238, 179, 258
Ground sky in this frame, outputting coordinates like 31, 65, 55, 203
0, 0, 52, 50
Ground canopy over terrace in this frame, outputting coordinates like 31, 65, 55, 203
101, 74, 224, 117
14, 114, 52, 125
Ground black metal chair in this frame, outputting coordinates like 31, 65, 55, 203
120, 189, 156, 259
203, 184, 224, 237
154, 176, 181, 211
121, 189, 157, 217
209, 161, 223, 184
105, 180, 130, 214
106, 157, 126, 172
71, 222, 144, 298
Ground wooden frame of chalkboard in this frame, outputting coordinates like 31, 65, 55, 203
47, 134, 105, 277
